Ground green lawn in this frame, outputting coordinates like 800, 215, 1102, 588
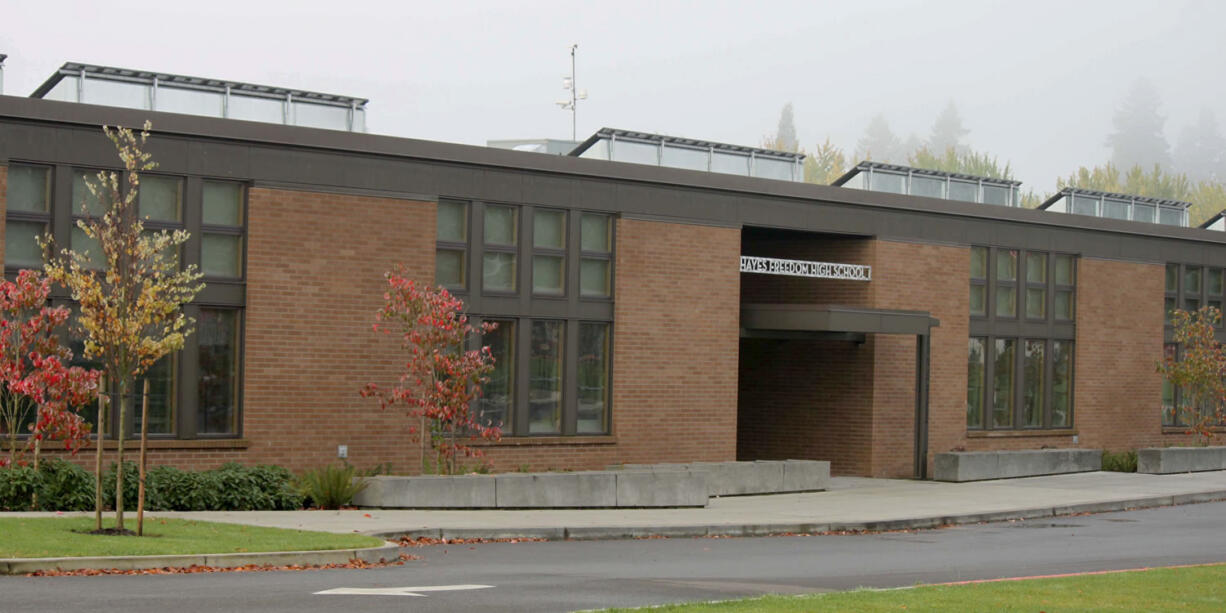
0, 517, 383, 558
603, 564, 1226, 612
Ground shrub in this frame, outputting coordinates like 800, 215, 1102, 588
296, 463, 368, 510
0, 465, 41, 511
36, 459, 93, 511
1102, 450, 1138, 473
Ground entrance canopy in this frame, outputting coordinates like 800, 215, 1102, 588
740, 304, 939, 340
739, 303, 940, 479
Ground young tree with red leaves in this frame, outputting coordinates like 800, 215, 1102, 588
361, 269, 501, 475
0, 270, 100, 473
1158, 306, 1226, 443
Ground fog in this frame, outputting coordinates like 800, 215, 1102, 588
2, 0, 1223, 192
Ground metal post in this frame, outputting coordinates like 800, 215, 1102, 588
570, 45, 577, 141
913, 332, 931, 479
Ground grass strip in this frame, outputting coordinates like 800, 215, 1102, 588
0, 517, 382, 558
603, 563, 1226, 612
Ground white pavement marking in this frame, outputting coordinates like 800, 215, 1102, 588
314, 584, 495, 597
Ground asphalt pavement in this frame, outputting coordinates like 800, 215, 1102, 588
3, 501, 1226, 612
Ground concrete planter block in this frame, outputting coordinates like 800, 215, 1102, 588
354, 475, 495, 508
933, 449, 1101, 482
615, 470, 707, 507
781, 460, 831, 492
494, 472, 617, 508
692, 461, 784, 496
1138, 446, 1226, 474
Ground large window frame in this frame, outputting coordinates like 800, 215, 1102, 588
3, 163, 248, 441
440, 199, 615, 437
968, 245, 1076, 431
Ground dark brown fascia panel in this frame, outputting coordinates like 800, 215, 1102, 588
741, 304, 939, 336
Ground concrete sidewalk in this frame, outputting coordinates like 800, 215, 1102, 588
135, 470, 1226, 540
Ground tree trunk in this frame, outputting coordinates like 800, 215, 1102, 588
419, 413, 426, 475
137, 379, 149, 537
31, 421, 40, 511
94, 377, 106, 532
114, 376, 128, 532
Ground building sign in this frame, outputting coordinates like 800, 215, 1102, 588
739, 255, 871, 281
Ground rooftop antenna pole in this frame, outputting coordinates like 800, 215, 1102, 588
556, 44, 587, 141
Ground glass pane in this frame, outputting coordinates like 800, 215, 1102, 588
83, 78, 149, 110
533, 255, 564, 295
982, 185, 1010, 206
1056, 290, 1075, 320
1103, 199, 1130, 220
611, 140, 659, 165
1165, 296, 1177, 324
970, 285, 986, 316
203, 182, 244, 226
710, 152, 748, 176
293, 101, 349, 130
660, 145, 708, 171
581, 214, 610, 252
577, 323, 609, 434
5, 221, 46, 268
477, 321, 514, 430
1165, 264, 1179, 293
73, 170, 108, 216
1023, 340, 1045, 427
996, 249, 1017, 281
995, 286, 1016, 318
139, 175, 183, 222
1051, 340, 1072, 427
752, 158, 793, 181
71, 226, 103, 268
533, 210, 565, 249
227, 94, 284, 123
1158, 207, 1184, 226
1209, 269, 1223, 295
1163, 378, 1177, 426
436, 249, 465, 287
202, 234, 243, 278
1026, 288, 1046, 319
484, 206, 517, 246
198, 309, 239, 435
133, 354, 175, 435
581, 258, 610, 298
993, 339, 1015, 428
911, 175, 945, 199
970, 246, 987, 279
1072, 195, 1099, 216
1186, 298, 1201, 312
156, 87, 224, 118
1026, 253, 1046, 284
436, 201, 467, 243
528, 320, 563, 434
483, 252, 517, 292
967, 338, 985, 428
948, 181, 978, 202
869, 171, 905, 194
1186, 266, 1202, 294
1055, 255, 1075, 286
6, 165, 50, 212
1133, 203, 1155, 223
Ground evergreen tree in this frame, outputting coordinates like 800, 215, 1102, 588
771, 103, 798, 153
928, 101, 969, 155
1174, 108, 1226, 183
856, 114, 902, 163
1106, 78, 1171, 171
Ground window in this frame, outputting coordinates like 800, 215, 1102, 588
528, 320, 563, 434
968, 246, 1076, 430
198, 308, 241, 435
1166, 263, 1225, 326
71, 169, 108, 268
436, 200, 468, 288
483, 205, 518, 292
438, 200, 616, 437
4, 164, 51, 270
580, 213, 612, 298
532, 209, 566, 295
201, 181, 244, 278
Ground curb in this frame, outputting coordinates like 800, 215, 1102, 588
0, 541, 401, 575
374, 490, 1226, 542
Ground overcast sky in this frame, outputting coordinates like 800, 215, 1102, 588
3, 0, 1224, 191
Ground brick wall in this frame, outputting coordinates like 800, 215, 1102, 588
473, 218, 742, 471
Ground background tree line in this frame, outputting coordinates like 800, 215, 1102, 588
765, 79, 1226, 224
